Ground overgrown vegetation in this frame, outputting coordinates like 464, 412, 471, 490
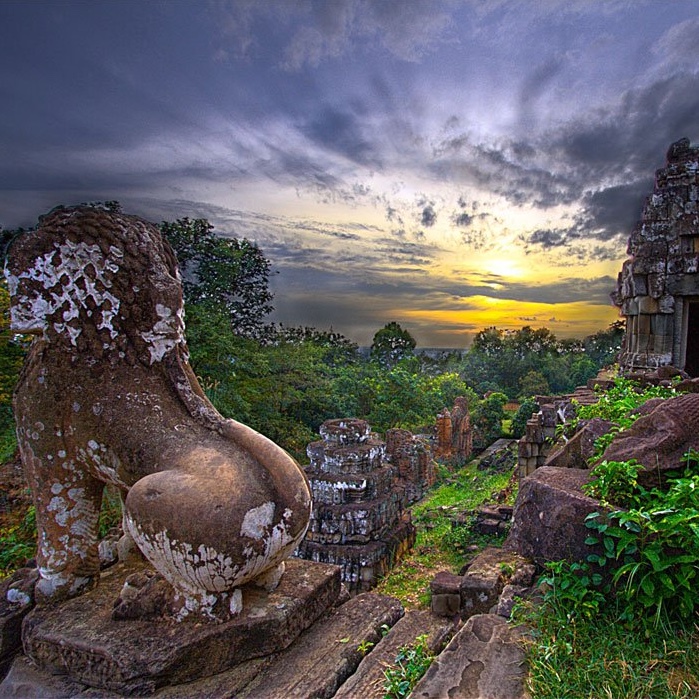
0, 505, 35, 575
375, 459, 516, 608
382, 633, 434, 698
584, 449, 699, 627
517, 377, 699, 696
519, 596, 699, 698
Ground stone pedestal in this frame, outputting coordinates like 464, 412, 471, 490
296, 419, 416, 593
15, 558, 341, 695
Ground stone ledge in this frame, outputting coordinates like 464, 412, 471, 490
237, 591, 403, 698
20, 557, 341, 695
334, 609, 456, 699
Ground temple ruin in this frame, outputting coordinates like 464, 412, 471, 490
295, 419, 415, 593
613, 137, 699, 376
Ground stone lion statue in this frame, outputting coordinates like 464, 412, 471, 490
5, 205, 311, 620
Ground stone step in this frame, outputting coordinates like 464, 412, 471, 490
237, 592, 404, 698
333, 609, 457, 699
410, 614, 529, 699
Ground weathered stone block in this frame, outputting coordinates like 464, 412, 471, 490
306, 466, 396, 505
632, 274, 648, 296
309, 442, 386, 475
544, 418, 614, 470
505, 466, 606, 565
297, 519, 415, 594
410, 614, 528, 699
21, 558, 341, 695
647, 273, 665, 299
306, 491, 406, 544
459, 548, 524, 619
430, 572, 462, 617
319, 418, 372, 445
601, 393, 699, 489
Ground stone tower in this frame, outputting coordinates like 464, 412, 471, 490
296, 419, 415, 594
613, 138, 699, 375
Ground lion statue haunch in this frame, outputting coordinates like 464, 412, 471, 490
5, 206, 312, 620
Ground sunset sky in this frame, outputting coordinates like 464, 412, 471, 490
2, 1, 699, 347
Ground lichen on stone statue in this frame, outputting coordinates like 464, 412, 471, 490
5, 205, 311, 621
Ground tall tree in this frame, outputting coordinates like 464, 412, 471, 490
370, 321, 416, 367
161, 217, 274, 338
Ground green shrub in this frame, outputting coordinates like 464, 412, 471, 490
538, 559, 606, 621
585, 452, 699, 627
583, 458, 646, 508
383, 634, 433, 698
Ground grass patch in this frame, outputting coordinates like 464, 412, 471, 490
518, 599, 699, 698
383, 633, 434, 698
375, 460, 516, 608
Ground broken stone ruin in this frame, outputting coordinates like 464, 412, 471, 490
613, 137, 699, 377
295, 418, 416, 594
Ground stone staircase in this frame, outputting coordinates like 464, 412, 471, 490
1, 550, 530, 698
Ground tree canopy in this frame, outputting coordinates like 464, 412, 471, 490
370, 321, 417, 367
161, 217, 274, 338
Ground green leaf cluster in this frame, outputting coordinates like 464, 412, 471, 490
585, 456, 699, 626
538, 559, 606, 621
383, 634, 433, 698
370, 322, 416, 368
161, 217, 273, 338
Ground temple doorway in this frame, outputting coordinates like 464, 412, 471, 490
685, 301, 699, 377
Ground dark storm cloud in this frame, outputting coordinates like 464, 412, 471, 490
433, 68, 699, 255
574, 181, 650, 241
453, 212, 473, 227
430, 138, 579, 209
303, 106, 380, 167
549, 71, 699, 186
525, 229, 569, 249
420, 204, 437, 227
505, 277, 618, 305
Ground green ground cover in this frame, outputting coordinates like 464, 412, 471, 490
375, 459, 515, 607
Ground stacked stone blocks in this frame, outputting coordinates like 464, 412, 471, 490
613, 138, 699, 373
297, 419, 416, 594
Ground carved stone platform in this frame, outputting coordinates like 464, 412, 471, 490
19, 557, 341, 695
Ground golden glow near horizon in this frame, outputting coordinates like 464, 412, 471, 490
400, 297, 620, 338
